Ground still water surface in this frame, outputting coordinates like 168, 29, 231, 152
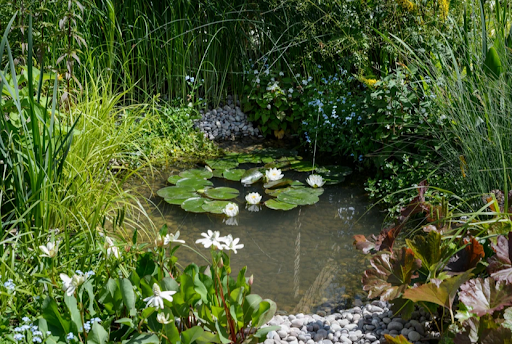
135, 168, 384, 313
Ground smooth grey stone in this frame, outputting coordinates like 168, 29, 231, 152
338, 319, 350, 327
364, 334, 377, 341
408, 331, 421, 342
322, 340, 333, 344
327, 333, 334, 340
364, 325, 375, 331
339, 337, 352, 344
331, 324, 342, 332
401, 328, 410, 336
387, 322, 403, 331
306, 340, 314, 344
264, 340, 275, 344
292, 319, 303, 328
345, 324, 358, 331
278, 330, 288, 339
382, 318, 391, 324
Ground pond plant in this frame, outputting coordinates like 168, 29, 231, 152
157, 153, 352, 219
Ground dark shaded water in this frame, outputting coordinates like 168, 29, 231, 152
133, 168, 384, 313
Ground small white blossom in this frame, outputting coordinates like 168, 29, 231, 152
105, 237, 120, 259
221, 235, 244, 254
223, 203, 239, 217
60, 273, 85, 296
266, 168, 284, 181
157, 312, 172, 324
143, 283, 177, 309
306, 174, 325, 188
245, 192, 262, 205
196, 230, 225, 249
164, 231, 185, 245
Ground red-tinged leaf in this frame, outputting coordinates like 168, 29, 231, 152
353, 234, 376, 253
406, 230, 447, 273
454, 316, 512, 344
487, 232, 512, 283
362, 248, 421, 301
353, 224, 403, 253
400, 180, 429, 220
445, 237, 485, 274
459, 277, 512, 316
383, 334, 413, 344
402, 270, 472, 311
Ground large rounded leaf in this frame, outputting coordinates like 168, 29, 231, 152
277, 189, 319, 205
290, 160, 316, 172
264, 179, 294, 189
181, 197, 208, 213
167, 175, 182, 184
176, 178, 213, 190
212, 169, 225, 178
157, 186, 197, 200
179, 168, 213, 180
317, 165, 352, 185
165, 198, 190, 205
264, 199, 297, 211
241, 168, 263, 185
223, 169, 246, 181
202, 200, 231, 214
204, 187, 239, 200
236, 154, 262, 164
206, 159, 239, 170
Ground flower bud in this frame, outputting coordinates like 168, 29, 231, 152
219, 257, 224, 268
248, 274, 254, 286
155, 235, 165, 247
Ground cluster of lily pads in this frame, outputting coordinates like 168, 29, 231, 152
156, 151, 352, 218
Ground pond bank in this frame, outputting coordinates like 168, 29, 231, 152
263, 301, 435, 344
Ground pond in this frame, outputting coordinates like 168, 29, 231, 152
133, 155, 384, 314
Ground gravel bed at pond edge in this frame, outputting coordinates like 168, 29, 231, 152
194, 95, 262, 140
262, 301, 436, 344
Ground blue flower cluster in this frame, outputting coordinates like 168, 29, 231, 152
13, 317, 52, 343
83, 317, 102, 332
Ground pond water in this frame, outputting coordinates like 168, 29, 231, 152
133, 166, 384, 314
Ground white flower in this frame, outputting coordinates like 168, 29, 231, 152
266, 104, 271, 110
222, 235, 244, 254
245, 192, 262, 205
288, 88, 294, 93
279, 71, 284, 76
196, 230, 225, 248
60, 273, 85, 296
143, 283, 177, 309
306, 174, 325, 188
105, 237, 120, 259
164, 231, 185, 245
157, 312, 172, 324
266, 168, 284, 181
223, 203, 239, 217
39, 241, 58, 258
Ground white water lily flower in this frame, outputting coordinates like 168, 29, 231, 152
157, 312, 172, 324
39, 241, 58, 258
223, 203, 239, 217
143, 283, 177, 309
60, 273, 85, 296
105, 236, 120, 259
222, 235, 244, 254
266, 168, 284, 182
164, 231, 185, 245
306, 174, 325, 188
245, 192, 262, 205
196, 230, 225, 249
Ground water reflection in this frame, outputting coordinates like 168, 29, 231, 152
134, 169, 384, 313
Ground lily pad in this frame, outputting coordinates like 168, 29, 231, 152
261, 156, 274, 163
264, 161, 292, 170
212, 169, 224, 178
265, 187, 294, 197
164, 198, 190, 205
181, 197, 208, 213
277, 188, 320, 205
167, 175, 182, 184
176, 178, 213, 190
157, 186, 198, 200
241, 168, 263, 185
206, 159, 239, 170
202, 200, 231, 214
266, 185, 320, 197
290, 160, 316, 172
236, 154, 262, 164
264, 179, 295, 189
223, 169, 246, 181
316, 165, 352, 185
204, 187, 240, 200
265, 199, 297, 211
179, 168, 213, 180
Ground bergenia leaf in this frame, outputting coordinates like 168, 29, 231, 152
362, 248, 421, 301
487, 232, 512, 283
445, 237, 485, 274
406, 230, 447, 273
504, 307, 512, 331
458, 277, 512, 316
353, 224, 403, 253
454, 316, 500, 344
400, 180, 429, 220
402, 270, 472, 311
